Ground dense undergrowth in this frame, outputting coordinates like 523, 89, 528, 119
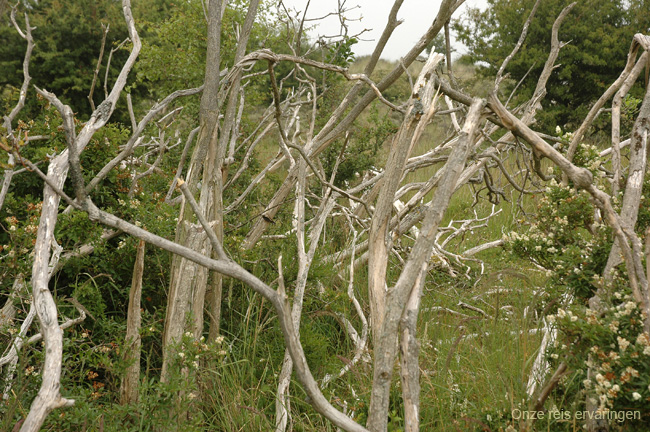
1, 5, 649, 430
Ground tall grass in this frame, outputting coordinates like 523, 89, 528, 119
219, 55, 552, 431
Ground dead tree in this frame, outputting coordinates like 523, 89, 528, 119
3, 0, 650, 431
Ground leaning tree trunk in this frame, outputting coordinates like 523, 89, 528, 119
367, 51, 444, 345
366, 99, 485, 432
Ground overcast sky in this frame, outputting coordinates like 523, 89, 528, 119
277, 0, 489, 60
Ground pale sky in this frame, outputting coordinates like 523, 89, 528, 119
277, 0, 489, 60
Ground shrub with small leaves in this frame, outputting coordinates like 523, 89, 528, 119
547, 289, 650, 426
505, 180, 610, 300
505, 139, 650, 428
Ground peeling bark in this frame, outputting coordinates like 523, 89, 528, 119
120, 240, 145, 405
368, 52, 444, 345
367, 99, 485, 432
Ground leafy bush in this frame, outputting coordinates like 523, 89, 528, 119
504, 128, 650, 429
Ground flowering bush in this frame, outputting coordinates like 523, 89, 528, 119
173, 331, 229, 373
554, 128, 603, 176
506, 180, 611, 300
504, 131, 650, 428
547, 290, 650, 423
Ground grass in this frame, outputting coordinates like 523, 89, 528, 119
2, 56, 558, 432
418, 261, 546, 429
199, 54, 550, 430
238, 56, 551, 430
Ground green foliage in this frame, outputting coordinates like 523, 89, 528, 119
135, 0, 286, 112
547, 292, 650, 429
134, 0, 207, 101
3, 2, 373, 431
507, 179, 609, 300
0, 0, 142, 118
0, 0, 112, 109
368, 62, 412, 103
425, 34, 447, 56
11, 1, 650, 430
504, 149, 650, 429
321, 103, 398, 186
505, 126, 614, 300
596, 94, 644, 139
325, 36, 358, 67
454, 0, 650, 132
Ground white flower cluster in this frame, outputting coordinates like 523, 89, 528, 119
547, 308, 578, 323
24, 366, 39, 376
175, 333, 229, 370
636, 333, 650, 356
615, 301, 637, 318
117, 198, 141, 209
580, 143, 599, 152
617, 336, 630, 351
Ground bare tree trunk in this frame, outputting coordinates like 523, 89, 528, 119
602, 57, 650, 279
526, 317, 557, 397
367, 99, 485, 432
398, 269, 426, 432
488, 37, 650, 329
274, 160, 309, 432
17, 0, 141, 428
162, 0, 225, 381
14, 2, 650, 431
0, 167, 14, 212
19, 156, 82, 431
163, 0, 261, 380
275, 159, 339, 432
77, 179, 368, 431
207, 0, 260, 343
610, 53, 648, 196
120, 240, 145, 405
582, 50, 650, 432
367, 52, 444, 345
2, 239, 64, 403
1, 7, 34, 212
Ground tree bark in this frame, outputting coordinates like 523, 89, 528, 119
120, 240, 145, 405
162, 0, 225, 381
602, 56, 650, 278
163, 0, 261, 380
367, 99, 485, 432
399, 269, 426, 432
368, 52, 444, 345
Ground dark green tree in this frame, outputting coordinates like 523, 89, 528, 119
0, 0, 173, 118
135, 0, 289, 108
425, 33, 446, 56
454, 0, 650, 132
